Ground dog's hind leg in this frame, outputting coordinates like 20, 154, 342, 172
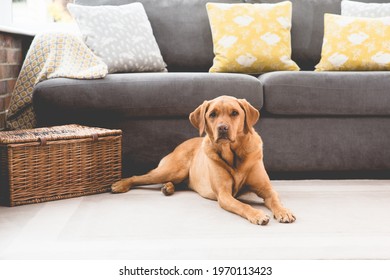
111, 159, 188, 193
161, 182, 175, 196
111, 140, 195, 193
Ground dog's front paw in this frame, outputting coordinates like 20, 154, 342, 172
111, 179, 131, 193
247, 210, 270, 226
274, 208, 296, 223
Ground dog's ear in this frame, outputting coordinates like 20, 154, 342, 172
189, 100, 209, 136
238, 99, 260, 134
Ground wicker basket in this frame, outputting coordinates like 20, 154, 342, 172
0, 124, 122, 206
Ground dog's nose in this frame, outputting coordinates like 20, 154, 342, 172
218, 124, 229, 133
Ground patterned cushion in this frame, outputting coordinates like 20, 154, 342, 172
342, 0, 390, 17
206, 1, 299, 73
315, 14, 390, 71
68, 2, 167, 73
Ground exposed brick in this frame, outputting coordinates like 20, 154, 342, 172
0, 32, 24, 130
0, 95, 5, 111
6, 49, 22, 64
12, 65, 21, 78
4, 94, 11, 110
0, 34, 5, 47
0, 65, 21, 80
0, 80, 7, 94
0, 111, 5, 130
0, 65, 5, 78
7, 79, 17, 93
0, 33, 22, 49
0, 79, 17, 95
0, 49, 6, 63
0, 93, 11, 130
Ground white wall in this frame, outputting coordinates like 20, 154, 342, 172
0, 0, 12, 25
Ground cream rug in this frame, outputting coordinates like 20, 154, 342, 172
1, 180, 389, 259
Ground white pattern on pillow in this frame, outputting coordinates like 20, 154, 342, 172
68, 3, 167, 73
341, 0, 390, 17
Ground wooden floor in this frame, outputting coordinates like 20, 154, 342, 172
1, 180, 390, 259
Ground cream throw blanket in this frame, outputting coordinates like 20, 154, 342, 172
6, 32, 108, 130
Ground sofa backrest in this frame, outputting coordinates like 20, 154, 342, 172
75, 0, 242, 72
75, 0, 390, 71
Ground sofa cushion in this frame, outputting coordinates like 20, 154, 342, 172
75, 0, 242, 72
315, 14, 390, 71
33, 73, 263, 120
68, 2, 167, 73
247, 0, 390, 70
260, 71, 390, 116
206, 1, 299, 73
342, 0, 390, 17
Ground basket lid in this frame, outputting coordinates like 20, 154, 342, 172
0, 124, 122, 144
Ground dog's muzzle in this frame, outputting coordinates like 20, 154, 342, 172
217, 124, 230, 141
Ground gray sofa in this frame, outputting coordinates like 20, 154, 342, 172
32, 0, 390, 179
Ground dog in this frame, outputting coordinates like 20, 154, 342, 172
111, 96, 295, 225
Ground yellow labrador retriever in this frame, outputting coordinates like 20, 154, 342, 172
112, 96, 295, 225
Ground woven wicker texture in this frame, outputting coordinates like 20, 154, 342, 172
0, 124, 121, 144
0, 125, 121, 206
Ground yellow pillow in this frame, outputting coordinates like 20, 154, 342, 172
206, 1, 299, 73
316, 14, 390, 71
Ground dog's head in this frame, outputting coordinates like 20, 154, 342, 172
189, 96, 259, 143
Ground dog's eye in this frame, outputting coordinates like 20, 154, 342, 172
231, 110, 239, 117
209, 112, 217, 118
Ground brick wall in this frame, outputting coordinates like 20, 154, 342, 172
0, 32, 23, 130
0, 32, 33, 130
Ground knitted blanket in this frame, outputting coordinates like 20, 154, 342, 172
6, 32, 108, 130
